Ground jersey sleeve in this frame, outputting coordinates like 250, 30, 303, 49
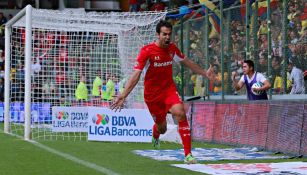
239, 75, 245, 83
134, 47, 149, 71
257, 73, 267, 83
171, 44, 185, 62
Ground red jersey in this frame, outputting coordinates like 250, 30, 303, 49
59, 48, 68, 62
60, 35, 68, 45
150, 3, 166, 11
134, 42, 185, 101
129, 0, 137, 5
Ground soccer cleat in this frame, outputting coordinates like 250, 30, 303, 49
152, 137, 160, 149
184, 153, 197, 164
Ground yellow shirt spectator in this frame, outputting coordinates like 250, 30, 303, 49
102, 84, 107, 100
193, 75, 204, 96
105, 79, 115, 101
213, 73, 222, 93
75, 81, 88, 100
273, 73, 292, 94
92, 76, 102, 97
273, 76, 283, 94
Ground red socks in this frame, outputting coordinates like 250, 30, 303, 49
152, 124, 160, 139
178, 120, 191, 156
153, 121, 192, 156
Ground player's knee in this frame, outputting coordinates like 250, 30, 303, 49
159, 128, 167, 134
158, 125, 167, 134
173, 111, 186, 122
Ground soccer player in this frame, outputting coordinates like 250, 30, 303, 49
110, 20, 213, 164
232, 60, 271, 100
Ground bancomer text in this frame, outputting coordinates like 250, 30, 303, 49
89, 126, 152, 136
89, 116, 152, 136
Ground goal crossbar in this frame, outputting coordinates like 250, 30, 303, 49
4, 5, 167, 141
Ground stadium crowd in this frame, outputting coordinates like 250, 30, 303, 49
171, 0, 306, 96
9, 28, 123, 106
129, 0, 185, 12
0, 12, 8, 102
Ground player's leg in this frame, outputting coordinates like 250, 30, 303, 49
169, 104, 191, 154
146, 101, 168, 149
169, 103, 196, 164
153, 118, 167, 139
166, 91, 196, 164
152, 118, 166, 149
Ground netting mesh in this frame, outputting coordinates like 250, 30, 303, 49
301, 104, 307, 155
8, 8, 166, 140
186, 100, 307, 156
266, 102, 304, 154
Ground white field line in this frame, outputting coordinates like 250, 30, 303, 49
1, 130, 120, 175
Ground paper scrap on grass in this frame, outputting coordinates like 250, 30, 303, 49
133, 147, 288, 161
172, 162, 307, 175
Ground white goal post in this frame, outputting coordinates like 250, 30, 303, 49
5, 5, 166, 140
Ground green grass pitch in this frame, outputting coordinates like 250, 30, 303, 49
1, 123, 306, 175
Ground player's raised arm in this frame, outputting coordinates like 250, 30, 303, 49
180, 58, 213, 79
110, 70, 142, 111
232, 73, 245, 91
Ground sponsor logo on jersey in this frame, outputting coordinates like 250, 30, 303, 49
154, 61, 173, 67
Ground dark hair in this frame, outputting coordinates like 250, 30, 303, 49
244, 60, 254, 70
213, 64, 220, 69
287, 59, 294, 65
156, 20, 172, 34
272, 56, 281, 64
261, 52, 268, 59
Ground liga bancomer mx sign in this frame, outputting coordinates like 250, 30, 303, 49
88, 108, 154, 142
51, 107, 154, 142
52, 107, 89, 132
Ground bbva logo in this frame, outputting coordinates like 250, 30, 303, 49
92, 114, 109, 125
56, 111, 69, 120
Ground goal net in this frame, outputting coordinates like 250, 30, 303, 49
5, 5, 166, 140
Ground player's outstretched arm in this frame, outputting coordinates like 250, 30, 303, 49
110, 70, 142, 112
181, 58, 213, 79
232, 73, 244, 91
